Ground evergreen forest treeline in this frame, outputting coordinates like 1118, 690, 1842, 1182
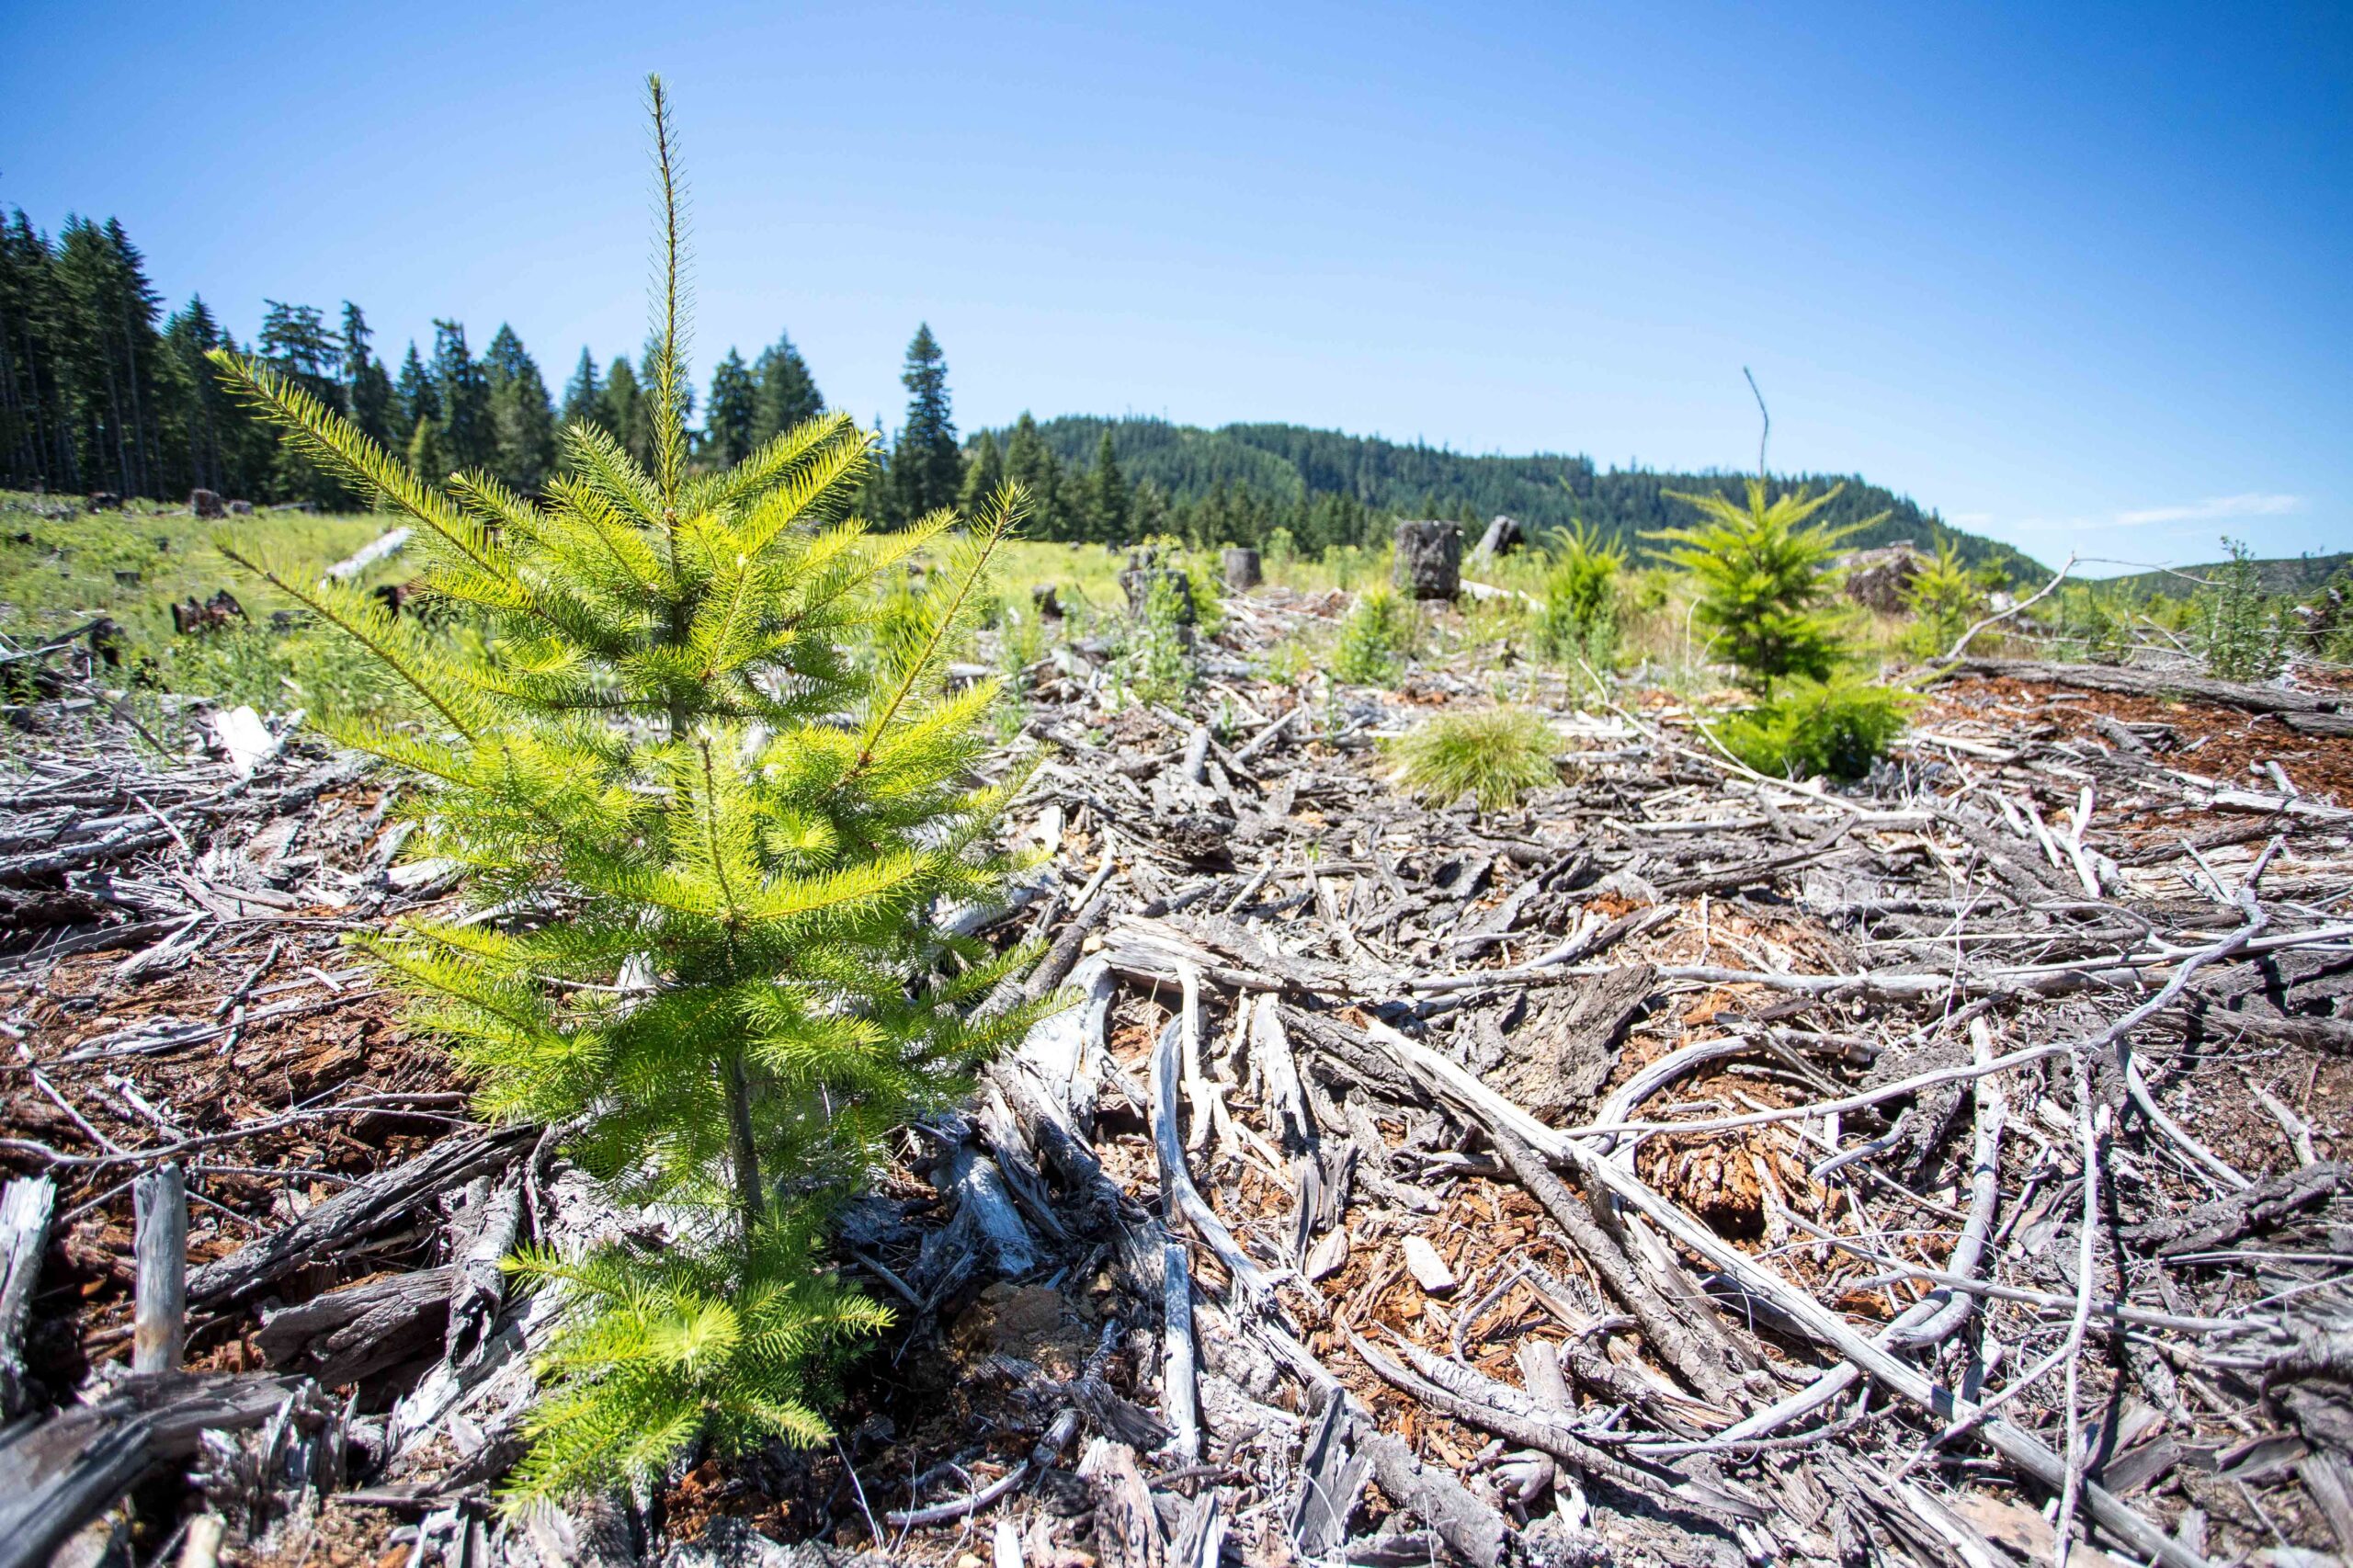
987, 415, 2042, 576
0, 205, 2038, 578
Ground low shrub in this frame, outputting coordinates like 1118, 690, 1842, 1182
1537, 522, 1624, 671
1333, 585, 1412, 684
1898, 543, 1990, 661
1387, 706, 1563, 810
2193, 538, 2287, 682
1712, 675, 1912, 781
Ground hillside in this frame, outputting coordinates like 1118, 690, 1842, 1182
1004, 414, 2047, 577
2101, 550, 2350, 598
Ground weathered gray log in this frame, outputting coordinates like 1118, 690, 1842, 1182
1946, 657, 2339, 715
1161, 1242, 1199, 1461
1356, 1430, 1506, 1568
1392, 519, 1461, 600
0, 1372, 324, 1568
188, 1123, 537, 1308
1222, 548, 1262, 590
2120, 1161, 2345, 1256
256, 1267, 455, 1386
132, 1163, 187, 1377
0, 1175, 55, 1416
324, 526, 413, 582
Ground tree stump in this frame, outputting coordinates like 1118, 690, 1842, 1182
1392, 520, 1462, 600
1222, 548, 1262, 590
189, 489, 226, 520
1471, 515, 1525, 561
1120, 564, 1195, 625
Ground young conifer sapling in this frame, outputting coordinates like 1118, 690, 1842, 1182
208, 77, 1051, 1500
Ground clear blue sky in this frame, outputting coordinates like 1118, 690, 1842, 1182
4, 1, 2345, 571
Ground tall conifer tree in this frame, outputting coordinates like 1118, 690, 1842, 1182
959, 430, 1006, 517
888, 323, 961, 525
1087, 428, 1129, 543
397, 342, 438, 434
1002, 412, 1064, 540
431, 319, 494, 472
483, 324, 556, 491
560, 348, 602, 431
340, 302, 396, 451
750, 331, 822, 446
704, 347, 756, 465
600, 353, 649, 466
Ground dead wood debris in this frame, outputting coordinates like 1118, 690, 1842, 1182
4, 593, 2353, 1568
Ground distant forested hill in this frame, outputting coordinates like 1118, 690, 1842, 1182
2099, 551, 2349, 597
993, 415, 2044, 580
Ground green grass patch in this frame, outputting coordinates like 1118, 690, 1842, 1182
1386, 705, 1563, 810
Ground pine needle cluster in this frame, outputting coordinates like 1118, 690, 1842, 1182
208, 78, 1050, 1500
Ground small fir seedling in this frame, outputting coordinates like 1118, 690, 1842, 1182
1537, 521, 1625, 676
1333, 585, 1411, 685
2194, 537, 2287, 682
1387, 706, 1563, 811
208, 78, 1051, 1502
1646, 480, 1878, 691
1711, 674, 1912, 782
1898, 542, 1990, 661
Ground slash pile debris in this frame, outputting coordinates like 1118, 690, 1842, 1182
4, 590, 2352, 1568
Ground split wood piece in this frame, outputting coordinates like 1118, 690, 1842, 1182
0, 1174, 55, 1415
0, 1371, 327, 1568
1379, 1026, 2216, 1568
1399, 1236, 1454, 1294
256, 1267, 456, 1387
445, 1169, 523, 1368
978, 1079, 1077, 1246
1479, 1118, 1744, 1408
1148, 970, 1276, 1305
1350, 1330, 1762, 1527
187, 1123, 539, 1308
1078, 1438, 1165, 1568
1290, 1391, 1373, 1557
1169, 1487, 1228, 1568
132, 1162, 187, 1376
1162, 1241, 1200, 1462
931, 1141, 1045, 1285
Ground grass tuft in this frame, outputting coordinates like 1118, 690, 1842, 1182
1386, 705, 1563, 810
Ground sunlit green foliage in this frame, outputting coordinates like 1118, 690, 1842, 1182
1387, 706, 1562, 810
1899, 542, 1990, 661
1647, 480, 1874, 691
2193, 537, 2288, 681
1537, 521, 1623, 668
1712, 675, 1912, 781
209, 80, 1049, 1502
1333, 585, 1411, 685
